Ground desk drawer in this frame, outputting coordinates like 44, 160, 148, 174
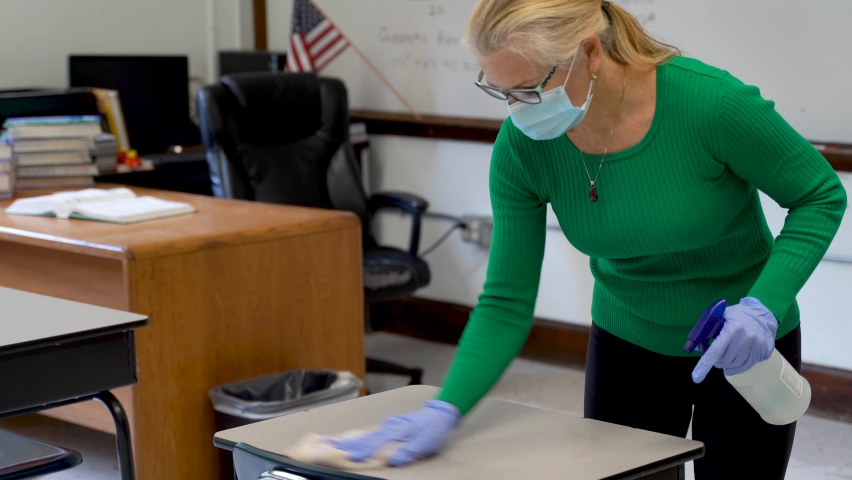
0, 331, 137, 418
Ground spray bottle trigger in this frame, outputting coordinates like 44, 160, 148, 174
684, 299, 728, 354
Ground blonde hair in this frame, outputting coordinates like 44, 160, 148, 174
466, 0, 680, 68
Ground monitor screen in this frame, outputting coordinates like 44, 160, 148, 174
219, 50, 288, 77
68, 55, 190, 155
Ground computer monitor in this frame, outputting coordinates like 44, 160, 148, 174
219, 50, 288, 76
68, 55, 190, 155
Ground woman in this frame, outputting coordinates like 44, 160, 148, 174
335, 1, 847, 478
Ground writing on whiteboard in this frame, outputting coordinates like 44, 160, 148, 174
389, 54, 480, 72
614, 0, 659, 25
378, 7, 478, 73
428, 4, 445, 16
379, 28, 462, 47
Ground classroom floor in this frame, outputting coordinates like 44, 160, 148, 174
2, 332, 851, 479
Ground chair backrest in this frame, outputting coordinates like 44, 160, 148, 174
198, 72, 375, 248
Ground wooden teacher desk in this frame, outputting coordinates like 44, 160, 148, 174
0, 186, 365, 480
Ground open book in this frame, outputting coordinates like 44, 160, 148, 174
4, 188, 196, 224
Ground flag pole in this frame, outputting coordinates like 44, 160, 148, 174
309, 0, 424, 122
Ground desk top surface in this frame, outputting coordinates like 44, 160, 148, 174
215, 386, 704, 480
0, 286, 147, 353
0, 185, 359, 260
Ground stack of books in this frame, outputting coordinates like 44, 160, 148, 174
0, 132, 14, 198
92, 133, 119, 172
2, 116, 104, 190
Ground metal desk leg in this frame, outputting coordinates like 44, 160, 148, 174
94, 391, 135, 480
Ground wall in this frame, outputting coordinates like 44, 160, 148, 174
0, 0, 254, 90
11, 0, 845, 370
367, 135, 852, 371
266, 0, 852, 371
267, 0, 294, 54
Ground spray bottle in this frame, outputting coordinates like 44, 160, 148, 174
685, 299, 811, 425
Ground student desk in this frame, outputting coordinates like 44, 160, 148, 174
0, 286, 148, 480
215, 386, 705, 480
0, 186, 365, 480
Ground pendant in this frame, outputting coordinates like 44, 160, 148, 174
589, 182, 598, 203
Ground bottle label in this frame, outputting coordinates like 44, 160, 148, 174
780, 358, 804, 399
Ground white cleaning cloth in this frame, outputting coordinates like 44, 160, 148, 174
284, 430, 403, 471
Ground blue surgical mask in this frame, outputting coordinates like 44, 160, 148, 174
507, 53, 594, 141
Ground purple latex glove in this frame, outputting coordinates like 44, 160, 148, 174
331, 399, 460, 467
692, 297, 778, 383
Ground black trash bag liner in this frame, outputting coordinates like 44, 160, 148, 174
209, 369, 362, 421
222, 370, 337, 402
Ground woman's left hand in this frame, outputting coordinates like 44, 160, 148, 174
691, 297, 778, 383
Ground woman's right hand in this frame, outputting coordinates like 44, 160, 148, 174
331, 399, 461, 467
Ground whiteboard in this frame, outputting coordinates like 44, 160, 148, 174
311, 0, 506, 119
311, 0, 852, 143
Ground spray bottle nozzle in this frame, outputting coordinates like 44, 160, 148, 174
684, 299, 728, 354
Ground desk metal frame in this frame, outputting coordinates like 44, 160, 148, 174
0, 326, 146, 480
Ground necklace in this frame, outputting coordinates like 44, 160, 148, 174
577, 67, 627, 203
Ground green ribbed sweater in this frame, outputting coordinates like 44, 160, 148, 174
438, 57, 847, 415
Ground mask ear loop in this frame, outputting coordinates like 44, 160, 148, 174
562, 50, 580, 87
562, 49, 595, 106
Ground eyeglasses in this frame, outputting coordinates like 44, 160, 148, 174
475, 64, 559, 105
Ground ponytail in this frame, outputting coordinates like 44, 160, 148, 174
599, 2, 680, 66
466, 0, 680, 69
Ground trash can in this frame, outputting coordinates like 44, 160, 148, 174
210, 369, 363, 477
210, 369, 363, 431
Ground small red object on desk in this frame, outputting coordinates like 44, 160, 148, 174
119, 149, 141, 168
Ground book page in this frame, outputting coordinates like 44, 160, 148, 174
4, 188, 137, 219
73, 196, 195, 224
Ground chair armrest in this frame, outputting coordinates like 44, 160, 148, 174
367, 192, 429, 216
368, 192, 429, 256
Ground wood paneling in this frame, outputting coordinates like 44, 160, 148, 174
350, 109, 502, 144
801, 363, 852, 422
371, 298, 589, 368
253, 0, 268, 50
350, 109, 852, 173
373, 297, 852, 423
822, 148, 852, 173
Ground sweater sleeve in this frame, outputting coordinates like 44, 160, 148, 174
717, 74, 847, 320
437, 126, 547, 415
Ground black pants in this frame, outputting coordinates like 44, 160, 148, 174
585, 323, 801, 480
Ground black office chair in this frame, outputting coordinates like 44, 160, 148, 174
0, 429, 82, 479
198, 72, 427, 386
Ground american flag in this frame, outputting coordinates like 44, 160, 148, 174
286, 0, 350, 73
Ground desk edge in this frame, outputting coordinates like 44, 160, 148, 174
0, 211, 360, 261
213, 435, 237, 452
609, 445, 705, 480
0, 318, 149, 356
0, 227, 130, 260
